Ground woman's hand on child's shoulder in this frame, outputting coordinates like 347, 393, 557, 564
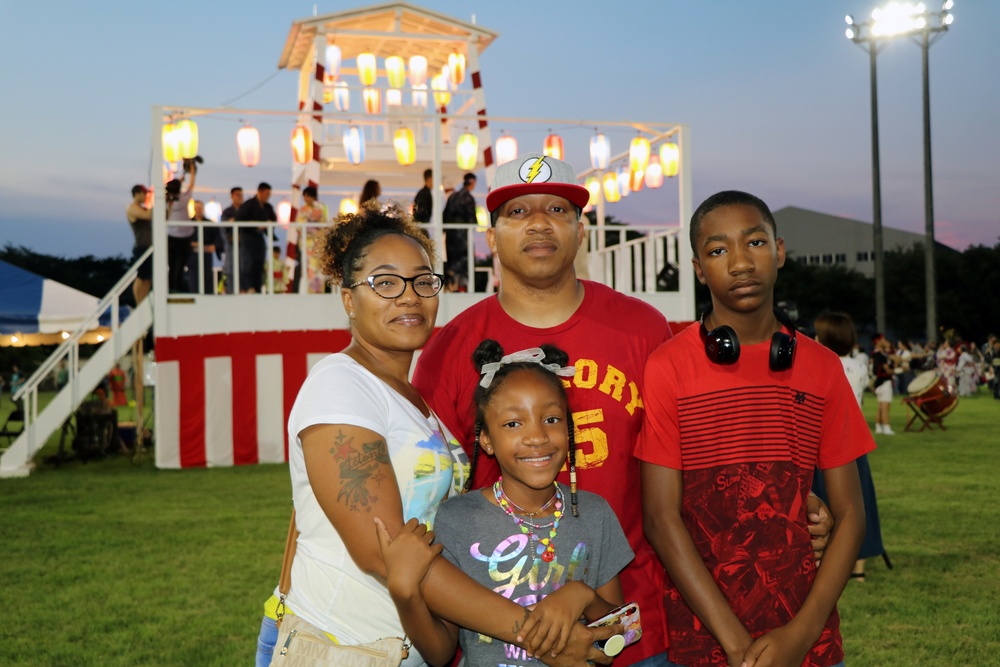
516, 581, 595, 660
374, 517, 443, 600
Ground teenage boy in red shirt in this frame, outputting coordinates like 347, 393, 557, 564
637, 191, 871, 667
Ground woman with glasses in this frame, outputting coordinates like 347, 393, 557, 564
254, 203, 458, 667
256, 205, 615, 667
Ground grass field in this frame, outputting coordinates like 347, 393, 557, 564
1, 391, 998, 666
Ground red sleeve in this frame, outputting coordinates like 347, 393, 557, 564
414, 326, 471, 449
818, 358, 877, 469
633, 344, 683, 469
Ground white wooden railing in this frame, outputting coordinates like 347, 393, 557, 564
167, 220, 682, 297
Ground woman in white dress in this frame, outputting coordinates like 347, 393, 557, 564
956, 344, 978, 396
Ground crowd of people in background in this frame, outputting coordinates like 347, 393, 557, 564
125, 168, 491, 298
837, 331, 1000, 432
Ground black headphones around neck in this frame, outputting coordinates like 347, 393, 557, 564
699, 306, 797, 371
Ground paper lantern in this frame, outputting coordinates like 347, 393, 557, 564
357, 52, 377, 86
205, 200, 222, 222
333, 81, 349, 111
343, 126, 365, 165
386, 89, 402, 106
496, 133, 518, 166
363, 87, 382, 114
448, 52, 466, 87
175, 119, 198, 159
162, 122, 180, 163
431, 74, 450, 107
408, 55, 428, 86
339, 198, 359, 215
589, 132, 609, 170
236, 125, 260, 167
456, 133, 478, 170
543, 132, 564, 160
617, 165, 630, 198
628, 136, 650, 174
291, 124, 313, 164
660, 142, 679, 177
277, 200, 292, 226
411, 84, 427, 108
644, 155, 664, 189
476, 206, 489, 228
394, 127, 416, 166
585, 176, 601, 206
602, 172, 620, 203
187, 198, 196, 218
629, 167, 645, 193
385, 55, 405, 88
325, 45, 342, 81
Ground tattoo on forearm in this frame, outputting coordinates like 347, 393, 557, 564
331, 431, 391, 512
511, 607, 531, 638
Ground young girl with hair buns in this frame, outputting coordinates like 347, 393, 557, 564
376, 339, 635, 666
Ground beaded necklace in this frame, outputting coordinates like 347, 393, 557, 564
493, 476, 563, 563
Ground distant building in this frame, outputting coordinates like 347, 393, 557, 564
774, 206, 927, 278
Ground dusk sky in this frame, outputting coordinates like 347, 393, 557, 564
1, 0, 997, 259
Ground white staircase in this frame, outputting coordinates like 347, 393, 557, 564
1, 249, 153, 478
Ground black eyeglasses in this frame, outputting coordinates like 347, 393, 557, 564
348, 273, 445, 299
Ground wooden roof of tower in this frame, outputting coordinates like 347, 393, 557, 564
278, 2, 498, 72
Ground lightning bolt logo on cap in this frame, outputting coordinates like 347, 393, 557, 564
519, 156, 552, 184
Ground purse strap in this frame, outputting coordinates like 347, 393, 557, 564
275, 510, 298, 625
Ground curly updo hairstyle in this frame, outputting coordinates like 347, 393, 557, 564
317, 202, 435, 289
468, 339, 579, 516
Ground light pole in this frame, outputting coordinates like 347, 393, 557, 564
845, 12, 887, 334
917, 1, 953, 343
846, 1, 953, 340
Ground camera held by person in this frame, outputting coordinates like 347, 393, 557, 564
182, 155, 204, 173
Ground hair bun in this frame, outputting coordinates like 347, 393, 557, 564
539, 344, 569, 368
472, 339, 504, 371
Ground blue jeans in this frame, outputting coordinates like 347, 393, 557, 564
255, 615, 278, 667
628, 653, 681, 667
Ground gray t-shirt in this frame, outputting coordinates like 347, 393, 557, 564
435, 484, 634, 667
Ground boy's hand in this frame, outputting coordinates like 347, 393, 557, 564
723, 630, 753, 667
806, 493, 833, 563
374, 517, 442, 599
516, 581, 594, 658
740, 622, 814, 667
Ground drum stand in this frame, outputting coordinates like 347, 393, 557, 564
902, 396, 949, 432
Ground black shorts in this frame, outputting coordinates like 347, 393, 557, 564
132, 245, 153, 281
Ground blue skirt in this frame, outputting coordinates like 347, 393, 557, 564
812, 454, 885, 560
